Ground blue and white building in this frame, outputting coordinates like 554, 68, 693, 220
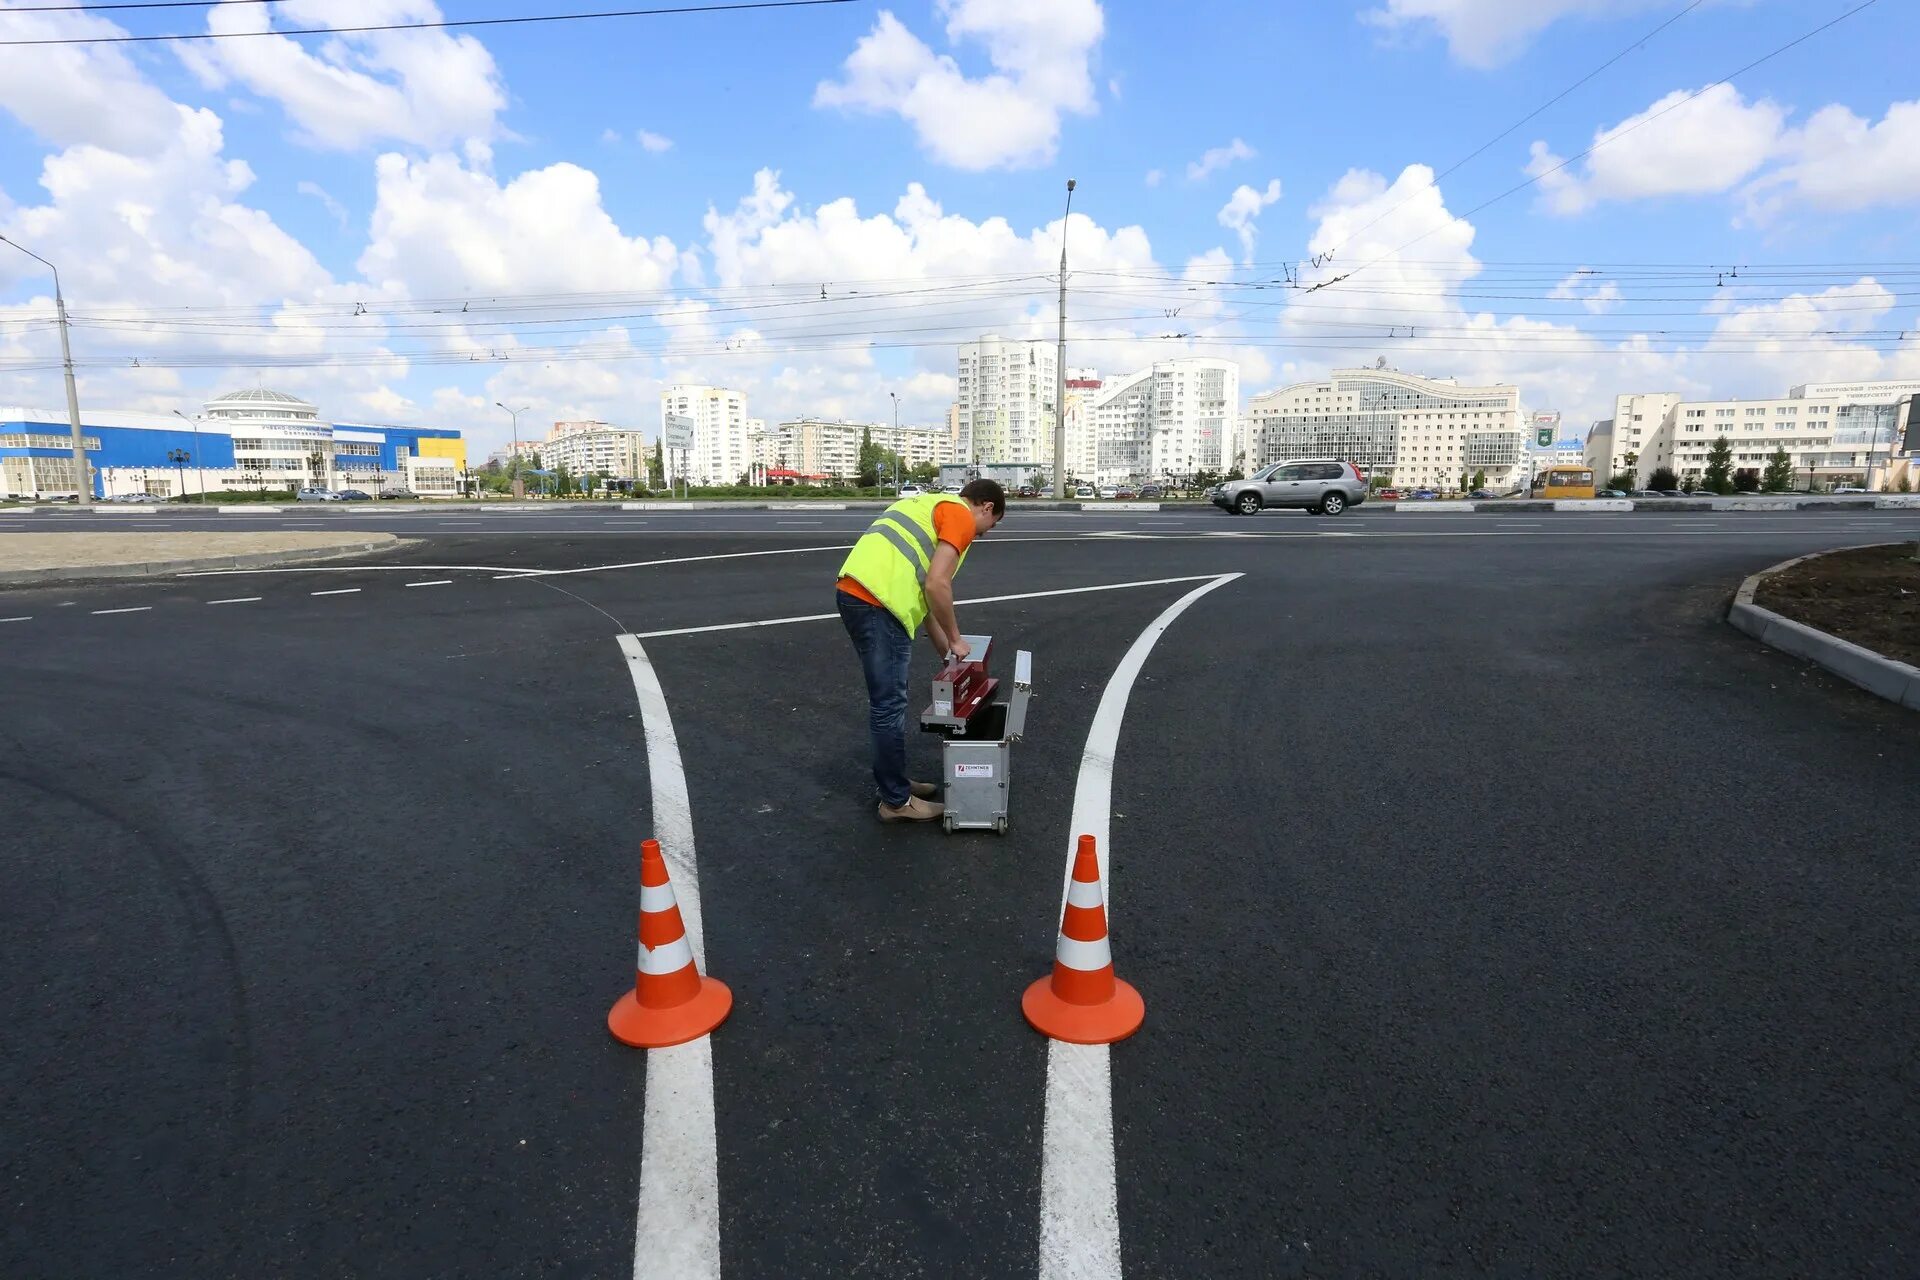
0, 388, 469, 500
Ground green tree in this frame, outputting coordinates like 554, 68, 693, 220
1471, 468, 1487, 491
1704, 436, 1734, 494
1898, 473, 1912, 493
554, 463, 574, 496
1680, 475, 1697, 493
1606, 471, 1636, 492
1761, 447, 1793, 492
909, 461, 939, 483
649, 440, 665, 488
1733, 468, 1760, 493
1648, 466, 1679, 491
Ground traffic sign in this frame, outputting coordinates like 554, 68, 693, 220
665, 415, 694, 450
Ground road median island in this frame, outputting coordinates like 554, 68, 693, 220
0, 531, 411, 586
1729, 544, 1920, 710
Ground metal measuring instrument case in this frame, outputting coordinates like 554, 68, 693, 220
919, 635, 1034, 834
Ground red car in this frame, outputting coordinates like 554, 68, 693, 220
1378, 488, 1403, 500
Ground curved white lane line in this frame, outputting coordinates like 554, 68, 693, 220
1040, 572, 1242, 1280
617, 634, 722, 1280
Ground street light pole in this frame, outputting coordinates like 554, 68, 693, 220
1, 235, 91, 505
889, 390, 900, 497
496, 401, 529, 498
170, 408, 209, 501
1053, 178, 1076, 501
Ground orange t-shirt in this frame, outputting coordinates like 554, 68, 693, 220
838, 502, 975, 609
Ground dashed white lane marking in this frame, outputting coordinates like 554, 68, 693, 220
90, 606, 152, 615
1041, 572, 1242, 1280
437, 521, 483, 526
1, 615, 32, 623
629, 574, 1228, 640
207, 597, 262, 605
311, 588, 360, 596
405, 579, 453, 587
616, 634, 721, 1280
774, 520, 820, 525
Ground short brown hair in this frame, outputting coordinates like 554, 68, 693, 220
959, 478, 1006, 517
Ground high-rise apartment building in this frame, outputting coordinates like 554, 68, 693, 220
746, 418, 953, 482
536, 420, 648, 480
659, 384, 750, 485
956, 336, 1057, 466
1245, 367, 1525, 490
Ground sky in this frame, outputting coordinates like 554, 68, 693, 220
0, 0, 1916, 457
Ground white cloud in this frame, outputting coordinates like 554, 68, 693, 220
297, 180, 350, 230
358, 151, 680, 297
1741, 100, 1920, 223
0, 4, 181, 154
1549, 270, 1623, 313
1363, 0, 1664, 68
178, 0, 507, 150
813, 0, 1105, 171
1187, 138, 1255, 182
1217, 179, 1282, 263
1528, 84, 1787, 215
1144, 169, 1164, 188
637, 129, 674, 153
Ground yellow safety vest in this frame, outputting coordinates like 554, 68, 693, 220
837, 493, 973, 635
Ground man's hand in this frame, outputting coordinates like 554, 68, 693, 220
948, 635, 972, 662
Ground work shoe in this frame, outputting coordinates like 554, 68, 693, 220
910, 780, 939, 800
878, 795, 944, 823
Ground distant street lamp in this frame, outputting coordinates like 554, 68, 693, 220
166, 448, 190, 499
1, 235, 91, 505
171, 409, 208, 501
497, 402, 530, 498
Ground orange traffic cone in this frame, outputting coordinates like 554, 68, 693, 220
1023, 834, 1144, 1044
608, 839, 732, 1048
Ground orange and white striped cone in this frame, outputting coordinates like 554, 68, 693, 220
1022, 834, 1144, 1044
607, 838, 732, 1048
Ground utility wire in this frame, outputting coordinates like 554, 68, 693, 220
0, 0, 858, 46
1304, 0, 1884, 297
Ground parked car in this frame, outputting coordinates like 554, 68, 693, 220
1469, 488, 1494, 499
1596, 488, 1629, 498
1073, 484, 1096, 499
379, 487, 420, 500
1016, 486, 1038, 498
1114, 485, 1137, 499
1212, 459, 1368, 516
1096, 485, 1118, 499
1833, 485, 1867, 494
898, 483, 925, 496
296, 487, 341, 501
334, 489, 372, 501
1377, 488, 1403, 501
1410, 488, 1438, 500
1138, 484, 1162, 499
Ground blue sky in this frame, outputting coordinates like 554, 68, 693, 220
1, 0, 1915, 453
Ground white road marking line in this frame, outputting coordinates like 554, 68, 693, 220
616, 634, 721, 1280
1, 615, 31, 623
90, 606, 152, 615
180, 563, 523, 577
775, 520, 820, 525
311, 588, 361, 596
1497, 522, 1543, 527
207, 597, 262, 605
1041, 572, 1242, 1280
629, 574, 1229, 640
405, 579, 453, 587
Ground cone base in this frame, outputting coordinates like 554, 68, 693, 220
1022, 974, 1144, 1044
607, 977, 733, 1048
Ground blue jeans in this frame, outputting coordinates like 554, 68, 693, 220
838, 591, 914, 807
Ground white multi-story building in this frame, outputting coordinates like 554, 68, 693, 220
660, 384, 750, 485
956, 336, 1057, 466
1584, 393, 1681, 482
1245, 367, 1526, 490
535, 420, 649, 481
747, 418, 952, 482
1621, 381, 1914, 489
1079, 359, 1239, 485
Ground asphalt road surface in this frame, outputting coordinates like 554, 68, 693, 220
5, 508, 1918, 1278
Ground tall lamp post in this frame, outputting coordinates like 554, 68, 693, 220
497, 401, 530, 498
1, 235, 92, 505
1052, 178, 1076, 501
889, 390, 901, 496
170, 408, 208, 501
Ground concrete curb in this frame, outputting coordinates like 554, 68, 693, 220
0, 538, 410, 587
1727, 545, 1920, 711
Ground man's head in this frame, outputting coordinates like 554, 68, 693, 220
958, 479, 1006, 535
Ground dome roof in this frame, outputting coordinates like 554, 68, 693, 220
208, 388, 314, 407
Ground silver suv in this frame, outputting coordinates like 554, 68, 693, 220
1212, 459, 1367, 516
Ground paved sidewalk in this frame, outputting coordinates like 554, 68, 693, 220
0, 531, 405, 585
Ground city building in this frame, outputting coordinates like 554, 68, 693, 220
1612, 379, 1916, 489
1584, 393, 1680, 482
937, 460, 1044, 491
1083, 358, 1239, 485
1244, 367, 1526, 490
1, 387, 467, 499
747, 418, 952, 482
956, 335, 1057, 466
532, 419, 648, 481
1062, 368, 1103, 482
659, 384, 750, 486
